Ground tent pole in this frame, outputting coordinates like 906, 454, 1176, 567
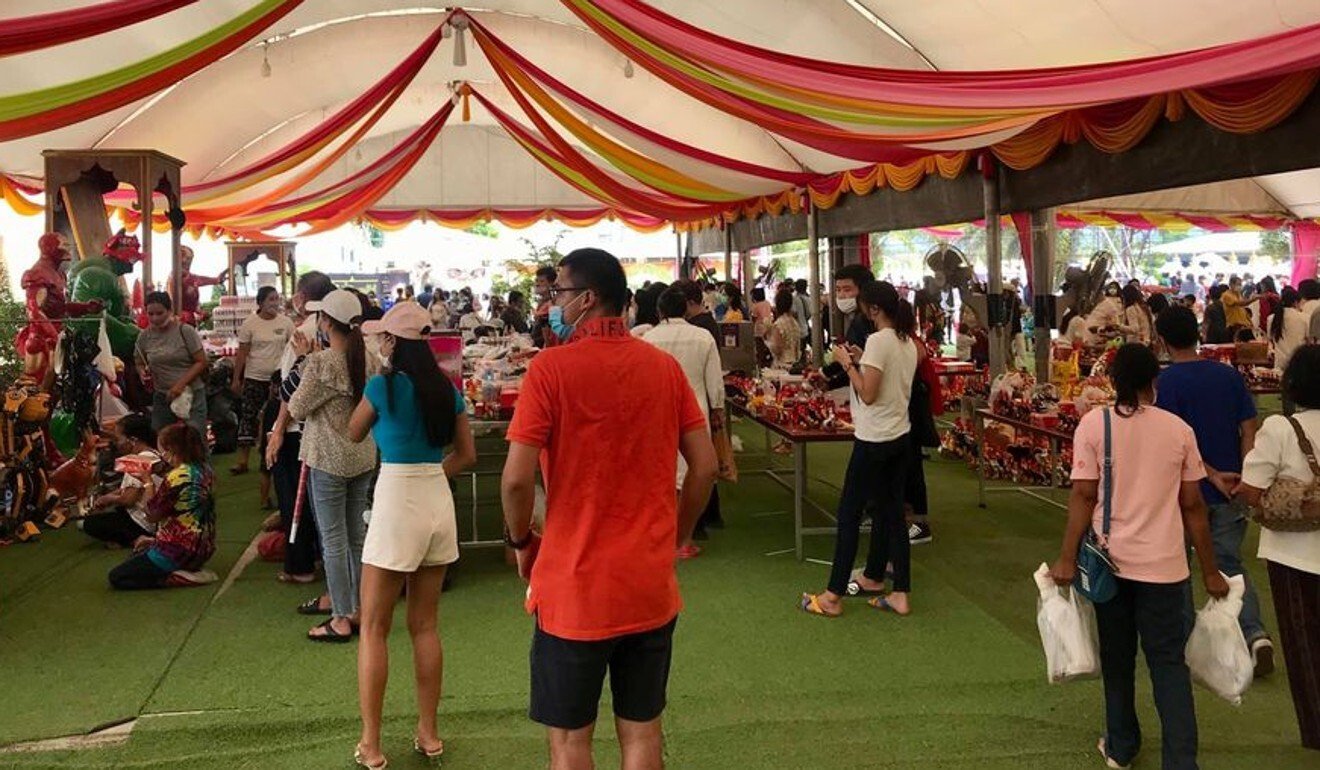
807, 201, 824, 367
723, 226, 733, 286
1031, 209, 1054, 381
983, 160, 1005, 375
674, 231, 683, 281
740, 246, 752, 307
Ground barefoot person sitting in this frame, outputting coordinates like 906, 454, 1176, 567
81, 414, 162, 550
108, 424, 218, 590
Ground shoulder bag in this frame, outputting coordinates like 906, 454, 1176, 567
1251, 416, 1320, 532
1074, 408, 1120, 603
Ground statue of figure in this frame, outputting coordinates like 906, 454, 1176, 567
16, 233, 103, 382
926, 243, 987, 331
67, 229, 144, 360
169, 246, 227, 326
1057, 251, 1112, 332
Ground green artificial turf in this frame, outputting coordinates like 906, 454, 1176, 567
0, 425, 1312, 769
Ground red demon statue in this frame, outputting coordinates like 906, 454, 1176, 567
17, 233, 103, 383
170, 246, 227, 326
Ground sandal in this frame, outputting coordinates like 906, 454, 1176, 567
278, 572, 316, 585
867, 595, 911, 616
354, 744, 388, 769
413, 737, 445, 759
296, 596, 332, 615
308, 619, 353, 643
799, 593, 841, 618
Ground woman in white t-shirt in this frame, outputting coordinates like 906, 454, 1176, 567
229, 286, 294, 475
1238, 344, 1320, 751
801, 281, 918, 617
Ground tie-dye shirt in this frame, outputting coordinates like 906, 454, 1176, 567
146, 463, 216, 572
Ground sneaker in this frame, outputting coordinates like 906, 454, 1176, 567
908, 522, 932, 545
1251, 637, 1275, 678
165, 569, 219, 587
1097, 738, 1130, 769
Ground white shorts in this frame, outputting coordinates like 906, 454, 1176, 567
363, 463, 459, 572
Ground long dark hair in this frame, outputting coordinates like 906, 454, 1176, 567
324, 316, 367, 403
1109, 343, 1160, 417
635, 282, 665, 327
1270, 286, 1300, 342
859, 281, 916, 340
384, 337, 457, 448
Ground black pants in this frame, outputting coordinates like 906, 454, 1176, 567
1268, 560, 1320, 750
904, 441, 928, 521
827, 435, 910, 596
109, 552, 172, 590
1094, 578, 1198, 770
82, 508, 151, 548
272, 431, 319, 576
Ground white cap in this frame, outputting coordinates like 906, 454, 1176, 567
304, 289, 363, 326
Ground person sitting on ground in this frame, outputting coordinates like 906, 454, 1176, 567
81, 414, 162, 549
108, 423, 217, 590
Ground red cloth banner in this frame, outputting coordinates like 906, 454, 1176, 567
1292, 220, 1320, 286
0, 0, 199, 57
1009, 212, 1033, 295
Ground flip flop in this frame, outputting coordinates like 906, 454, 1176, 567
355, 745, 388, 769
867, 595, 911, 616
413, 737, 445, 759
799, 593, 841, 618
296, 596, 332, 615
308, 619, 353, 643
277, 572, 316, 585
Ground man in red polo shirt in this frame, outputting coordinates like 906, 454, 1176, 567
502, 248, 718, 770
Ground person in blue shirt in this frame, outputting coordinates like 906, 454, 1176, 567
347, 301, 476, 770
1154, 306, 1274, 677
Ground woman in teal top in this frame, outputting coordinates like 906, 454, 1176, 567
348, 302, 475, 769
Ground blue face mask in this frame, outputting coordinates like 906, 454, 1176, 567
548, 292, 586, 340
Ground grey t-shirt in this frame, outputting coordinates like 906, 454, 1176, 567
136, 322, 205, 392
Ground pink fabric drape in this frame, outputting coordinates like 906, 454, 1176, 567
1292, 220, 1320, 286
572, 0, 1320, 108
0, 0, 198, 57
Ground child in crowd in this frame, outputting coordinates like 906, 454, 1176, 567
81, 414, 163, 549
108, 423, 218, 590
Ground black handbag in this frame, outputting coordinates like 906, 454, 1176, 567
909, 370, 940, 449
1074, 408, 1119, 603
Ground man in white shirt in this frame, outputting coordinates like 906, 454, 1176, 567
645, 286, 724, 556
1300, 279, 1320, 341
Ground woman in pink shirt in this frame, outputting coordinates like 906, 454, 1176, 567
1051, 344, 1228, 770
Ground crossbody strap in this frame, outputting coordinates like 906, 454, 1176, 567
1101, 408, 1113, 541
1284, 416, 1320, 479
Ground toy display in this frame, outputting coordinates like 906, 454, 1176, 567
0, 381, 58, 541
66, 229, 144, 359
726, 372, 852, 433
462, 335, 534, 420
17, 233, 104, 382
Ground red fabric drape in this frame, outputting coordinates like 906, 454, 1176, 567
1292, 220, 1320, 286
1010, 211, 1033, 295
0, 0, 198, 57
857, 234, 871, 270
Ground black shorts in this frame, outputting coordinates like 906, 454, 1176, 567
529, 616, 677, 730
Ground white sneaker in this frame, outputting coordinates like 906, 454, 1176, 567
1251, 637, 1275, 678
908, 522, 932, 545
1097, 738, 1130, 769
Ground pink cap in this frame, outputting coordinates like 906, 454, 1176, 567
362, 301, 431, 340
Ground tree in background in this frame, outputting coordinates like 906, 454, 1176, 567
492, 233, 565, 302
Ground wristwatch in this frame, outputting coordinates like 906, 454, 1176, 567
503, 525, 535, 550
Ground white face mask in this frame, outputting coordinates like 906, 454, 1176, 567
836, 297, 857, 314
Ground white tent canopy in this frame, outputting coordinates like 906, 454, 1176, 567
4, 1, 1320, 217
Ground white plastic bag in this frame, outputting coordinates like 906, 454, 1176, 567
1186, 573, 1252, 705
170, 388, 193, 420
1034, 563, 1101, 683
93, 317, 116, 378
